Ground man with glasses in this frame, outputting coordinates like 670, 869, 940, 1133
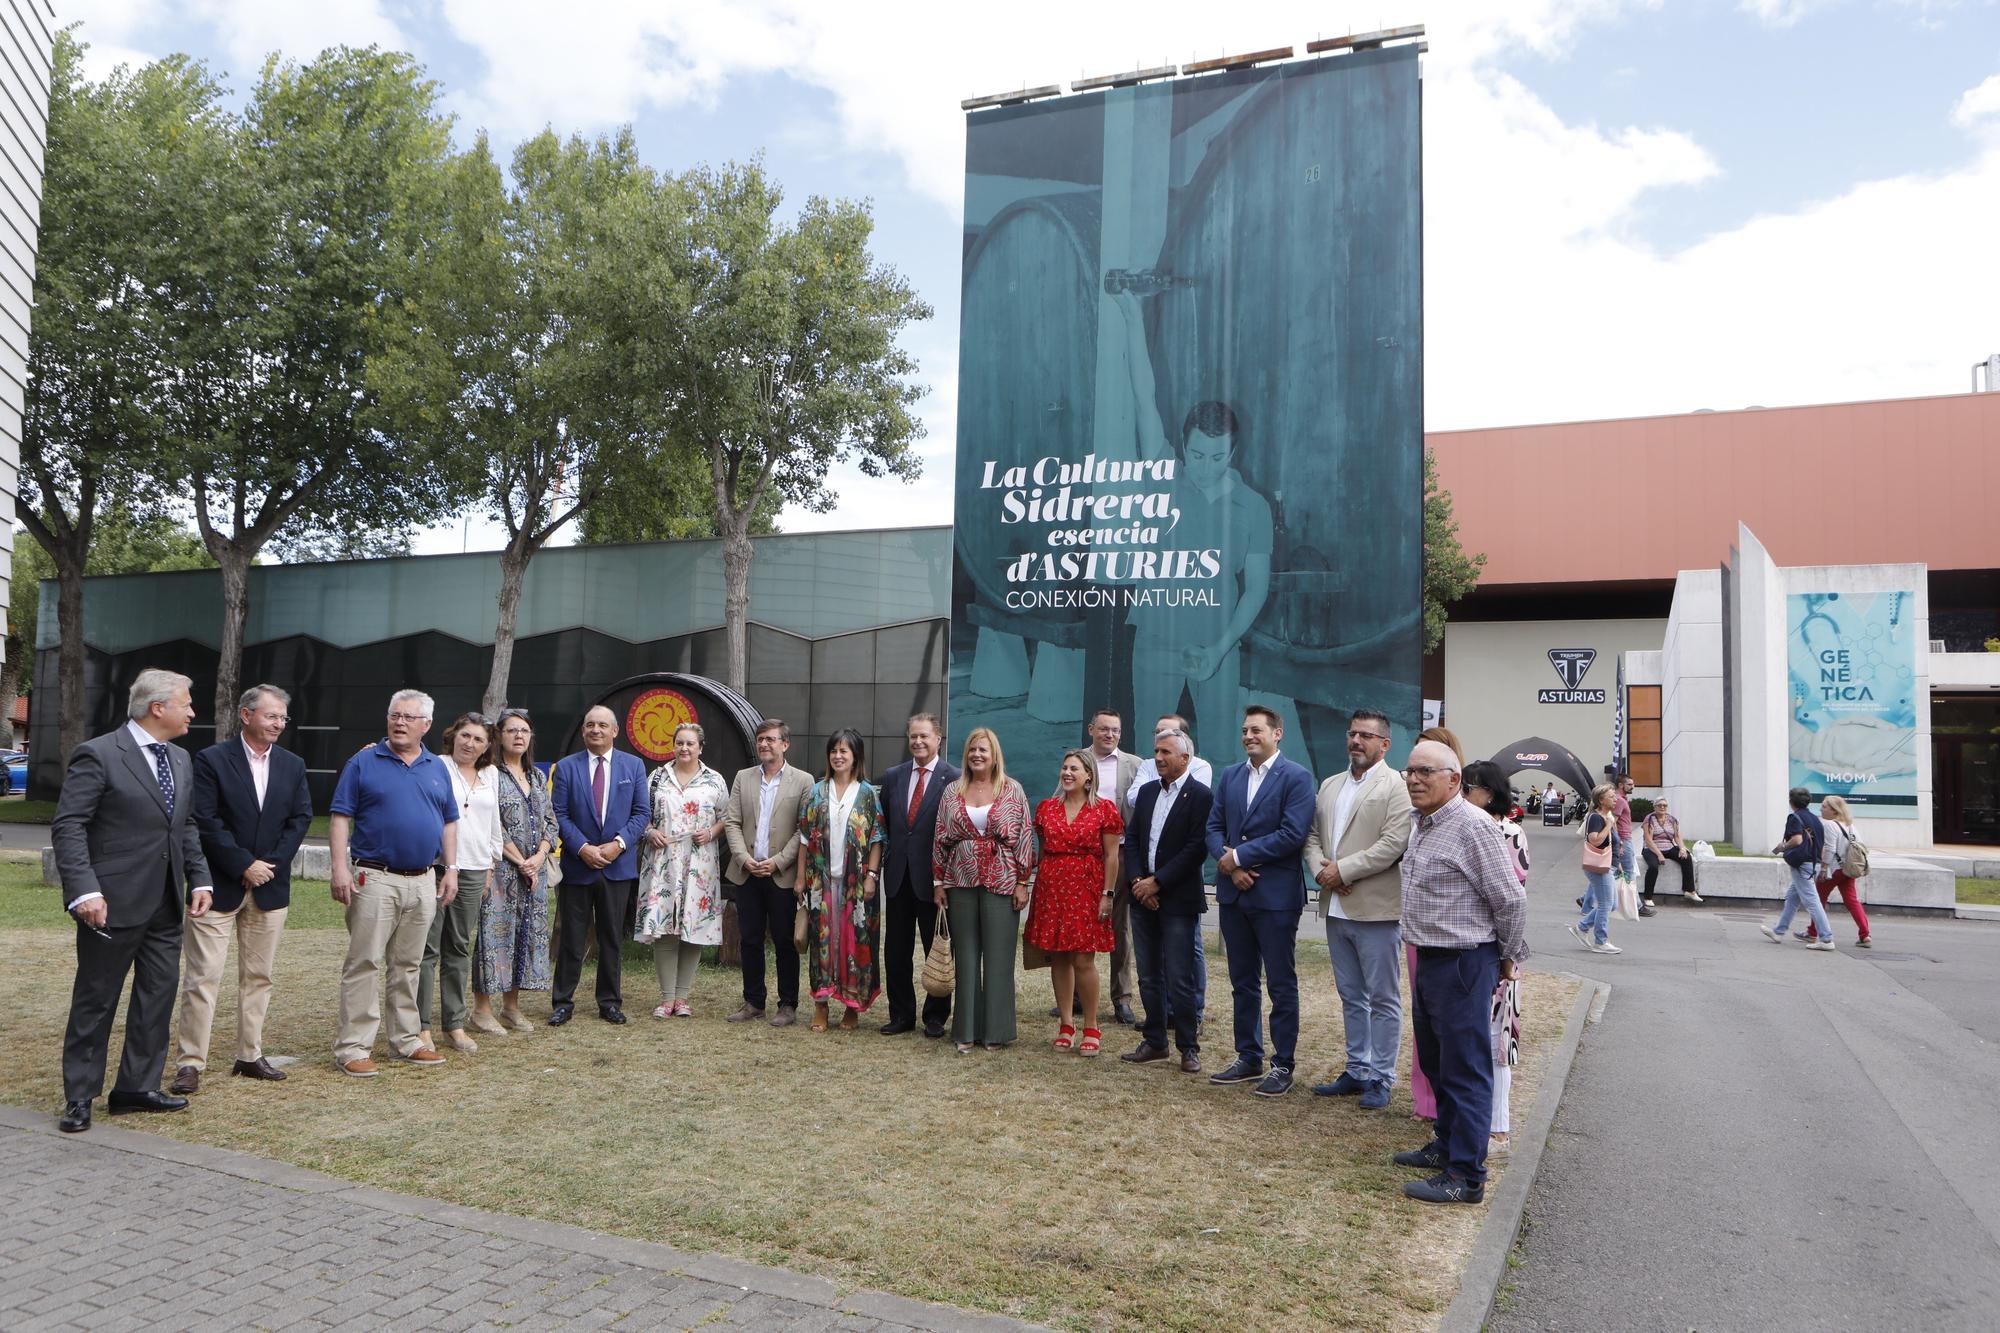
1124, 713, 1213, 1030
328, 690, 459, 1076
1303, 708, 1413, 1111
549, 706, 651, 1025
171, 684, 314, 1095
723, 718, 814, 1027
1393, 740, 1529, 1204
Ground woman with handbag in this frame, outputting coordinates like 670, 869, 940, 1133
1023, 749, 1124, 1057
634, 723, 729, 1019
932, 728, 1037, 1054
1804, 794, 1872, 948
797, 729, 886, 1031
1567, 784, 1622, 954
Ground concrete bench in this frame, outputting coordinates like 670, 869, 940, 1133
1686, 852, 1956, 913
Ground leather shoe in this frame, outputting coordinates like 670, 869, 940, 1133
59, 1100, 91, 1133
1179, 1052, 1202, 1074
232, 1057, 288, 1082
170, 1064, 201, 1095
1112, 1001, 1137, 1026
770, 1006, 797, 1028
107, 1089, 189, 1115
923, 1021, 946, 1039
600, 1007, 628, 1025
879, 1018, 916, 1035
1314, 1071, 1369, 1098
548, 1004, 574, 1026
1207, 1057, 1264, 1086
726, 1004, 766, 1023
1120, 1043, 1169, 1064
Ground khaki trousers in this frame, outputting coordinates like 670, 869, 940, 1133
176, 900, 289, 1070
335, 868, 436, 1063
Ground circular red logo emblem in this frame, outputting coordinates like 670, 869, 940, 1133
625, 689, 700, 762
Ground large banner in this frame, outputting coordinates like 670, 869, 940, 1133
1788, 590, 1919, 816
950, 48, 1424, 790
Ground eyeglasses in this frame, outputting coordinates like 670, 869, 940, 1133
1347, 730, 1388, 741
387, 712, 429, 724
465, 712, 494, 725
496, 708, 532, 721
1406, 765, 1456, 778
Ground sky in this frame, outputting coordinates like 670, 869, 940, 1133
57, 0, 2000, 555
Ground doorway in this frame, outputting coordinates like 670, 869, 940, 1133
1932, 695, 2000, 845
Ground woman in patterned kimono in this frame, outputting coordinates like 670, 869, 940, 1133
636, 723, 729, 1019
797, 728, 886, 1031
472, 708, 557, 1034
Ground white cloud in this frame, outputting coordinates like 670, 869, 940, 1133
1737, 0, 1825, 26
1955, 72, 2000, 130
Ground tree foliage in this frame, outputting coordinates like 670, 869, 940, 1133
1422, 449, 1486, 653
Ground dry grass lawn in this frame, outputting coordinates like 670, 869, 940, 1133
0, 908, 1577, 1332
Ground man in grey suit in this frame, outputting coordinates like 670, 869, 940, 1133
1087, 709, 1143, 1025
722, 718, 814, 1026
51, 668, 214, 1132
1303, 708, 1413, 1110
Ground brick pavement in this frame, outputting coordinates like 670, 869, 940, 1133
0, 1108, 1041, 1333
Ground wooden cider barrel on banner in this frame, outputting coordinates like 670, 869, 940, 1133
954, 191, 1103, 648
1150, 59, 1423, 696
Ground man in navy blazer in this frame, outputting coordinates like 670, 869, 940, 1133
171, 684, 315, 1094
878, 713, 961, 1037
1119, 727, 1213, 1073
1203, 704, 1316, 1098
549, 705, 651, 1024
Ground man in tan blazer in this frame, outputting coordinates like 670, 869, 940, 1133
1302, 708, 1412, 1110
722, 718, 814, 1026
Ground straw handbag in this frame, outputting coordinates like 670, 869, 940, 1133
921, 910, 956, 998
793, 897, 809, 951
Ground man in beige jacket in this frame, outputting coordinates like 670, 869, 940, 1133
1303, 708, 1413, 1110
722, 719, 814, 1026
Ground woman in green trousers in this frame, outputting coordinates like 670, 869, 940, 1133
931, 727, 1037, 1053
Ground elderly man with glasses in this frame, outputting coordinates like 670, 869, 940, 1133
1392, 739, 1529, 1204
327, 690, 460, 1077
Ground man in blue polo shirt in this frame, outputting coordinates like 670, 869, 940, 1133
329, 689, 460, 1077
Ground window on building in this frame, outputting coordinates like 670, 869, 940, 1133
1626, 684, 1662, 787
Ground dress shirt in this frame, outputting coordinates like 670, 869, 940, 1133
68, 725, 211, 911
1400, 796, 1530, 961
1094, 750, 1119, 807
1126, 754, 1213, 808
1323, 761, 1376, 921
827, 779, 861, 878
242, 736, 272, 808
1244, 750, 1280, 809
1146, 775, 1181, 869
587, 750, 625, 849
753, 767, 782, 860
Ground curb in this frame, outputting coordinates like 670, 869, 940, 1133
0, 1106, 1047, 1333
1439, 971, 1610, 1333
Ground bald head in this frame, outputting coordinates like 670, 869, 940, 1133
1404, 739, 1463, 815
581, 705, 618, 756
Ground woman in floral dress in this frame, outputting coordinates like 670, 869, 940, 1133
798, 728, 886, 1031
636, 723, 729, 1018
1024, 749, 1123, 1056
472, 708, 556, 1034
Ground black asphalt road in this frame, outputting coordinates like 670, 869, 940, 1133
1496, 829, 2000, 1332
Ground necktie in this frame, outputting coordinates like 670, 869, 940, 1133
592, 755, 607, 824
906, 765, 927, 824
149, 743, 176, 812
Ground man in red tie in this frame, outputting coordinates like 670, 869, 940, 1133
548, 707, 651, 1025
878, 714, 961, 1037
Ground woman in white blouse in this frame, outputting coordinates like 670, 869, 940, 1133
420, 714, 503, 1054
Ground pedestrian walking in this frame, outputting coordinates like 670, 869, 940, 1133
1804, 794, 1872, 948
1567, 784, 1622, 955
1761, 787, 1836, 951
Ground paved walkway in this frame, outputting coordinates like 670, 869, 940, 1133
1494, 830, 2000, 1332
0, 1108, 1038, 1333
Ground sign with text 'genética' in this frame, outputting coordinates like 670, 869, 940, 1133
1788, 590, 1918, 815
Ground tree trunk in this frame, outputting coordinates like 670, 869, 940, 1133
484, 541, 533, 716
212, 544, 252, 742
718, 509, 752, 695
55, 553, 87, 767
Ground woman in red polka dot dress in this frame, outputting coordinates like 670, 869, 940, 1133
1024, 749, 1124, 1056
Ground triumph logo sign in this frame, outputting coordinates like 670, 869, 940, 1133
1539, 649, 1606, 704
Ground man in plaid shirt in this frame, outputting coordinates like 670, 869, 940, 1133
1392, 740, 1530, 1204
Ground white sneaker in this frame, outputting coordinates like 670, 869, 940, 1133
1760, 925, 1783, 943
1591, 941, 1623, 954
1686, 892, 1705, 903
1567, 923, 1591, 949
1806, 939, 1837, 952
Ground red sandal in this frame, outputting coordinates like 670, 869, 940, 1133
1053, 1023, 1076, 1051
1079, 1027, 1102, 1057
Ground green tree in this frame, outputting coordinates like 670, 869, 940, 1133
1422, 449, 1485, 653
610, 161, 930, 691
384, 128, 675, 714
20, 30, 231, 765
575, 470, 781, 545
172, 47, 466, 740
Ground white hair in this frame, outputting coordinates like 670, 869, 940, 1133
127, 669, 192, 721
1154, 726, 1192, 756
388, 689, 435, 720
1410, 739, 1462, 774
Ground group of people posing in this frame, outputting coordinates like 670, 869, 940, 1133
52, 670, 1531, 1206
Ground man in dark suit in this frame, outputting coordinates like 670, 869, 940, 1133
1203, 704, 1316, 1099
878, 712, 960, 1038
1119, 727, 1213, 1074
170, 683, 315, 1094
50, 668, 214, 1132
550, 705, 651, 1025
